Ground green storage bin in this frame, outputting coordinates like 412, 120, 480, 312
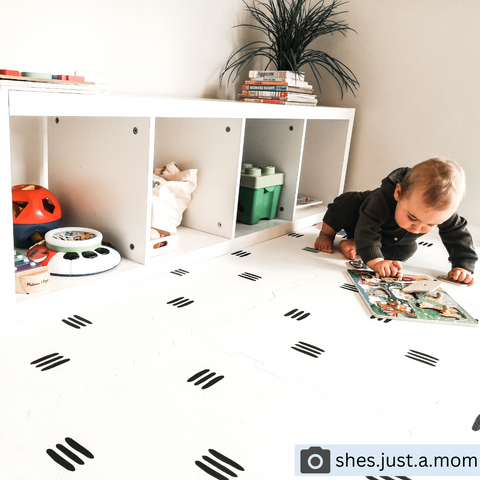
237, 164, 284, 225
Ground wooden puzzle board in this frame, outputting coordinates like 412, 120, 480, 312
347, 269, 478, 326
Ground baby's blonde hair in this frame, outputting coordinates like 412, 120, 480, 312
400, 157, 465, 209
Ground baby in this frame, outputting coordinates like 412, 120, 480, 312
315, 158, 477, 285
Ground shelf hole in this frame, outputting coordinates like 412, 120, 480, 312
225, 126, 231, 133
289, 126, 294, 131
55, 118, 60, 124
217, 222, 222, 228
279, 207, 284, 211
130, 244, 135, 250
133, 127, 138, 135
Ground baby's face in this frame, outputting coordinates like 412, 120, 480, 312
394, 184, 457, 234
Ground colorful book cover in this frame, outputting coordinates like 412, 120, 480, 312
245, 80, 289, 86
237, 97, 286, 105
239, 91, 288, 97
238, 93, 315, 100
242, 84, 314, 94
347, 269, 478, 326
242, 84, 289, 92
246, 79, 313, 88
249, 70, 305, 81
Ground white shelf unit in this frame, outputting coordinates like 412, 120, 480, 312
3, 90, 354, 316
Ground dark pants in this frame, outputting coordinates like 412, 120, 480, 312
323, 191, 417, 261
323, 191, 369, 239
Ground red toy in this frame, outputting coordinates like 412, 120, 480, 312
0, 69, 21, 76
12, 184, 62, 248
55, 74, 85, 82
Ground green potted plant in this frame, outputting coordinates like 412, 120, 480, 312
220, 0, 359, 98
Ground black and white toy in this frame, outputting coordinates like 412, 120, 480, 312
27, 227, 121, 276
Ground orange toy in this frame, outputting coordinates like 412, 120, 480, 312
12, 184, 62, 248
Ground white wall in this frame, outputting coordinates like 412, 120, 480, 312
5, 0, 480, 228
310, 0, 480, 228
2, 0, 246, 99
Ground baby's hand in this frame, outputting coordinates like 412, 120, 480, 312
371, 259, 403, 277
448, 268, 475, 286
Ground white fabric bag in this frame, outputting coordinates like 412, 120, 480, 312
151, 162, 198, 234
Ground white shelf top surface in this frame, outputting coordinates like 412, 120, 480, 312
8, 90, 355, 120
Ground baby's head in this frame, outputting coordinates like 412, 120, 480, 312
394, 158, 465, 234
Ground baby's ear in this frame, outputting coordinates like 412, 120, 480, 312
394, 183, 402, 201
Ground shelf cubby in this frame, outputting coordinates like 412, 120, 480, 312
2, 90, 354, 315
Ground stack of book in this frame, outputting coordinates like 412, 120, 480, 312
0, 69, 101, 94
237, 70, 317, 106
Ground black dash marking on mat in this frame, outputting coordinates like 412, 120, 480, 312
46, 437, 94, 471
171, 268, 189, 276
288, 232, 304, 238
62, 314, 92, 329
370, 315, 392, 323
56, 444, 84, 465
231, 250, 251, 257
405, 349, 439, 367
209, 449, 244, 472
167, 296, 195, 308
65, 437, 94, 459
188, 368, 210, 382
208, 449, 244, 472
340, 283, 358, 292
418, 241, 433, 247
472, 414, 480, 431
195, 461, 228, 480
62, 319, 81, 329
195, 449, 244, 479
285, 309, 310, 321
302, 246, 319, 253
202, 456, 236, 477
47, 449, 75, 472
31, 353, 71, 371
238, 272, 261, 281
188, 369, 225, 390
291, 341, 324, 358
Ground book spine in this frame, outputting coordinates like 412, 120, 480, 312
287, 87, 314, 94
245, 80, 288, 86
238, 95, 288, 102
238, 97, 286, 105
242, 84, 288, 91
285, 101, 317, 106
249, 70, 305, 81
242, 85, 314, 94
239, 91, 288, 97
249, 79, 312, 88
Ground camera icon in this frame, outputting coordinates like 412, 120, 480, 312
300, 446, 331, 474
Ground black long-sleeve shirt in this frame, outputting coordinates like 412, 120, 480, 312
355, 167, 478, 272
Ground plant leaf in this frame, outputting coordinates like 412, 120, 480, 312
220, 0, 359, 98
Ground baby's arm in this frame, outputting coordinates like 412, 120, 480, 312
447, 267, 475, 286
367, 258, 403, 277
438, 213, 477, 286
